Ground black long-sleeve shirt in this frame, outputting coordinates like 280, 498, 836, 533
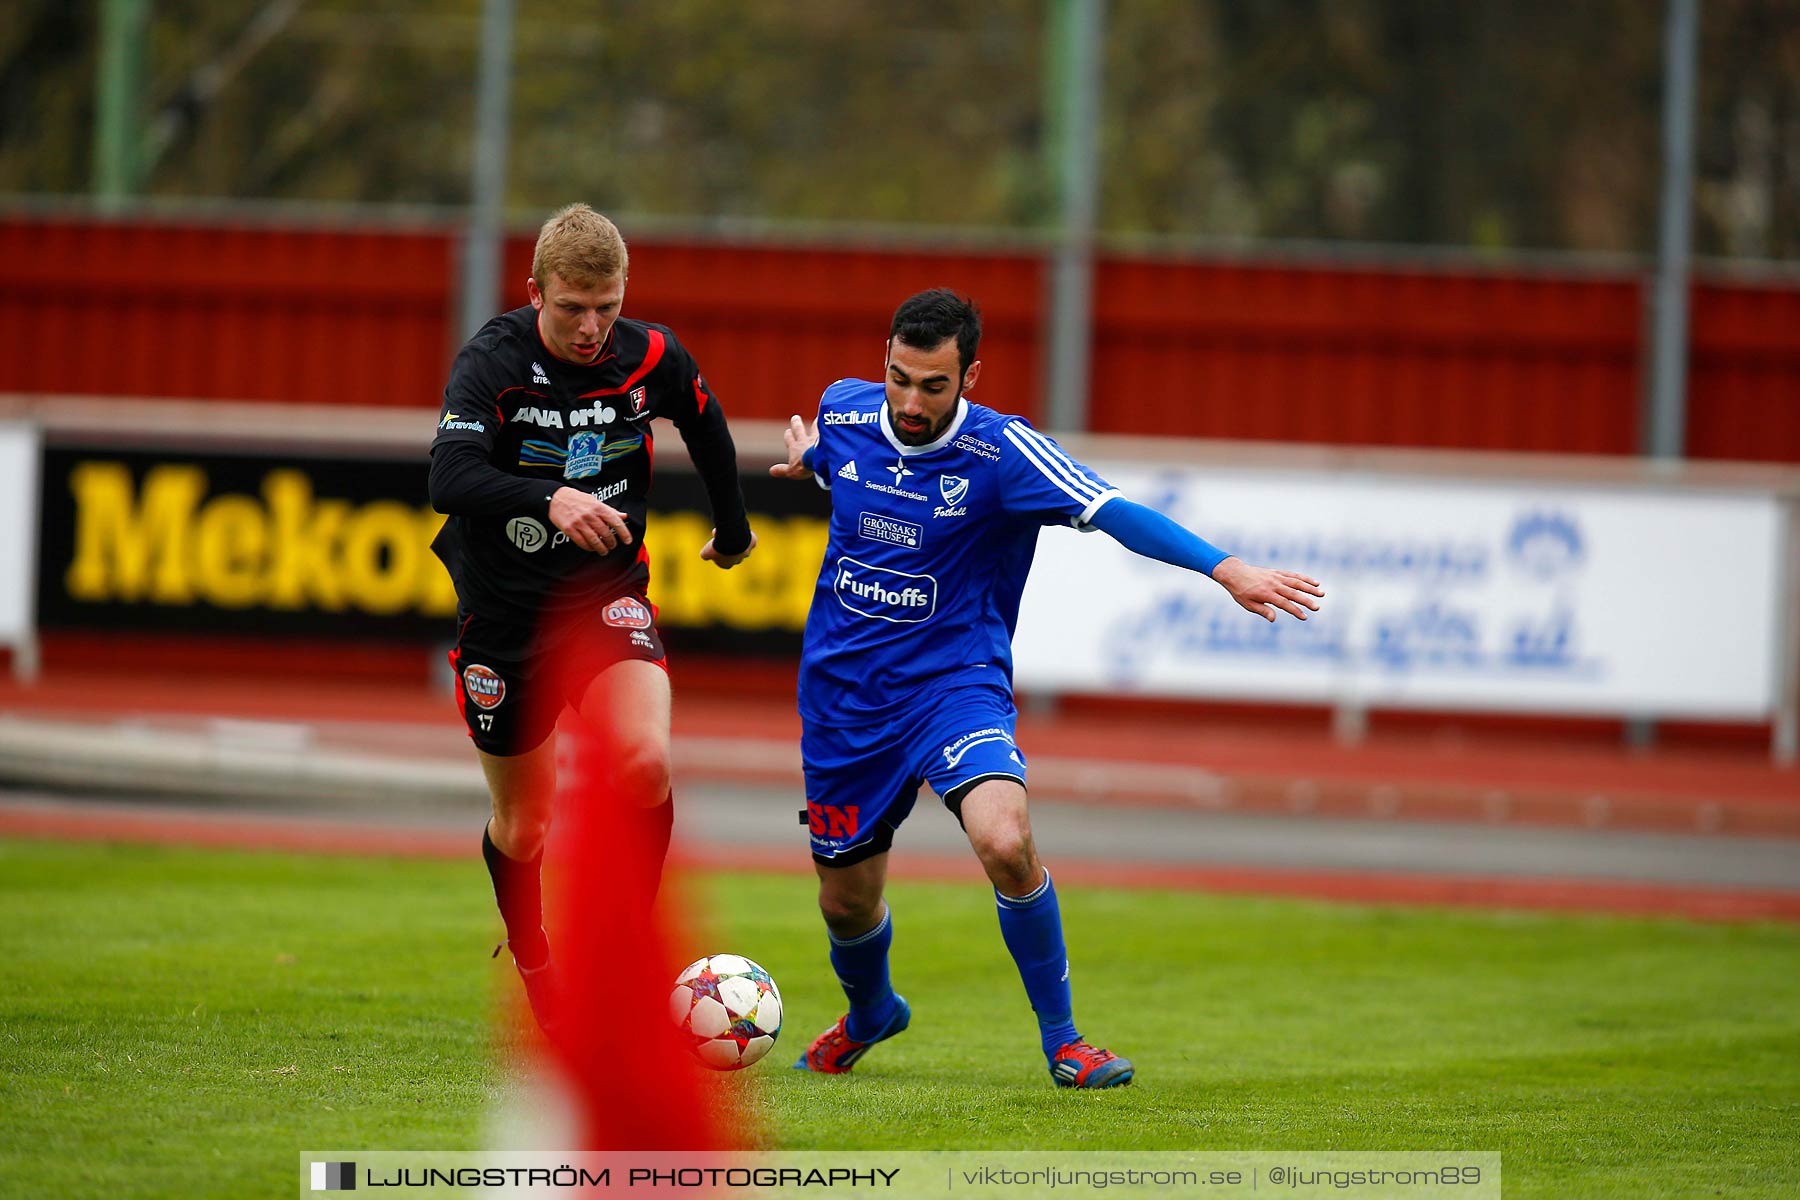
429, 308, 750, 624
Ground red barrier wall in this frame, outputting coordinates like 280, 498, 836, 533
499, 234, 1048, 425
2, 210, 1795, 461
0, 214, 455, 410
1688, 280, 1800, 462
1090, 256, 1643, 454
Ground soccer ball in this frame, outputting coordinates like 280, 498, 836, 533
668, 953, 783, 1070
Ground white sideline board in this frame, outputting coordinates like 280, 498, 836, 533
0, 422, 39, 665
1013, 463, 1785, 719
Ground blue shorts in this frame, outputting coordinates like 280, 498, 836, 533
802, 682, 1028, 866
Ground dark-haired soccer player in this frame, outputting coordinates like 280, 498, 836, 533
772, 289, 1322, 1088
430, 204, 755, 1030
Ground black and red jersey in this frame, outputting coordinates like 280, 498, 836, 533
428, 307, 750, 623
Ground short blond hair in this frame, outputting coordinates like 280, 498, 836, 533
532, 203, 629, 288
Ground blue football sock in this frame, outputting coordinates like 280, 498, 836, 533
829, 904, 899, 1041
995, 870, 1079, 1060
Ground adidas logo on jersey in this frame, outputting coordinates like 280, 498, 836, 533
838, 461, 859, 481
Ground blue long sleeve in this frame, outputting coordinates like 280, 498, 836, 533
1087, 497, 1233, 577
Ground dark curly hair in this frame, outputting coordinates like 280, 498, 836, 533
889, 288, 982, 379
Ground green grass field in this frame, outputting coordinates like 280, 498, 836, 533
2, 838, 1797, 1198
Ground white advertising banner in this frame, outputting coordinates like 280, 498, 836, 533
0, 422, 39, 651
1013, 464, 1785, 718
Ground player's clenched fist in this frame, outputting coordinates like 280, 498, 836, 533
769, 415, 819, 480
548, 485, 634, 553
700, 528, 758, 569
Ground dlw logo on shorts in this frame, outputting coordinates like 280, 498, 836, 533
833, 557, 937, 623
602, 597, 652, 629
462, 663, 506, 710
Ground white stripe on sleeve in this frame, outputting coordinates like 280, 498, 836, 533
1010, 422, 1108, 486
1001, 424, 1104, 507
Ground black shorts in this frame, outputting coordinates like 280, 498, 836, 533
448, 594, 668, 756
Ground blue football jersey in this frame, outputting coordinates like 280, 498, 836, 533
797, 378, 1122, 724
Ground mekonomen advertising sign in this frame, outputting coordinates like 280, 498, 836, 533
36, 443, 827, 654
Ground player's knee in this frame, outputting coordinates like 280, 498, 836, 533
614, 743, 672, 808
492, 809, 553, 860
816, 888, 881, 933
970, 822, 1035, 889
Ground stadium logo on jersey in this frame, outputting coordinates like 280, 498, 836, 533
531, 361, 551, 385
564, 430, 605, 479
628, 385, 649, 418
833, 557, 937, 623
822, 409, 880, 426
506, 516, 549, 552
859, 512, 922, 549
462, 664, 506, 710
602, 596, 653, 629
438, 411, 486, 433
953, 433, 1001, 461
837, 461, 860, 482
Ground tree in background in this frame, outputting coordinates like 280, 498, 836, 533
0, 0, 1793, 259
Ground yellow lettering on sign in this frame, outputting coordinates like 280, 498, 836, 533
644, 512, 827, 633
417, 511, 457, 614
65, 462, 206, 604
263, 470, 348, 611
192, 494, 267, 609
60, 459, 457, 619
59, 457, 816, 630
645, 511, 712, 628
340, 502, 422, 616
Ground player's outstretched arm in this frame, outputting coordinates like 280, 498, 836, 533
768, 415, 819, 480
1088, 497, 1323, 623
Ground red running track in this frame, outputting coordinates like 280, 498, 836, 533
4, 798, 1797, 924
